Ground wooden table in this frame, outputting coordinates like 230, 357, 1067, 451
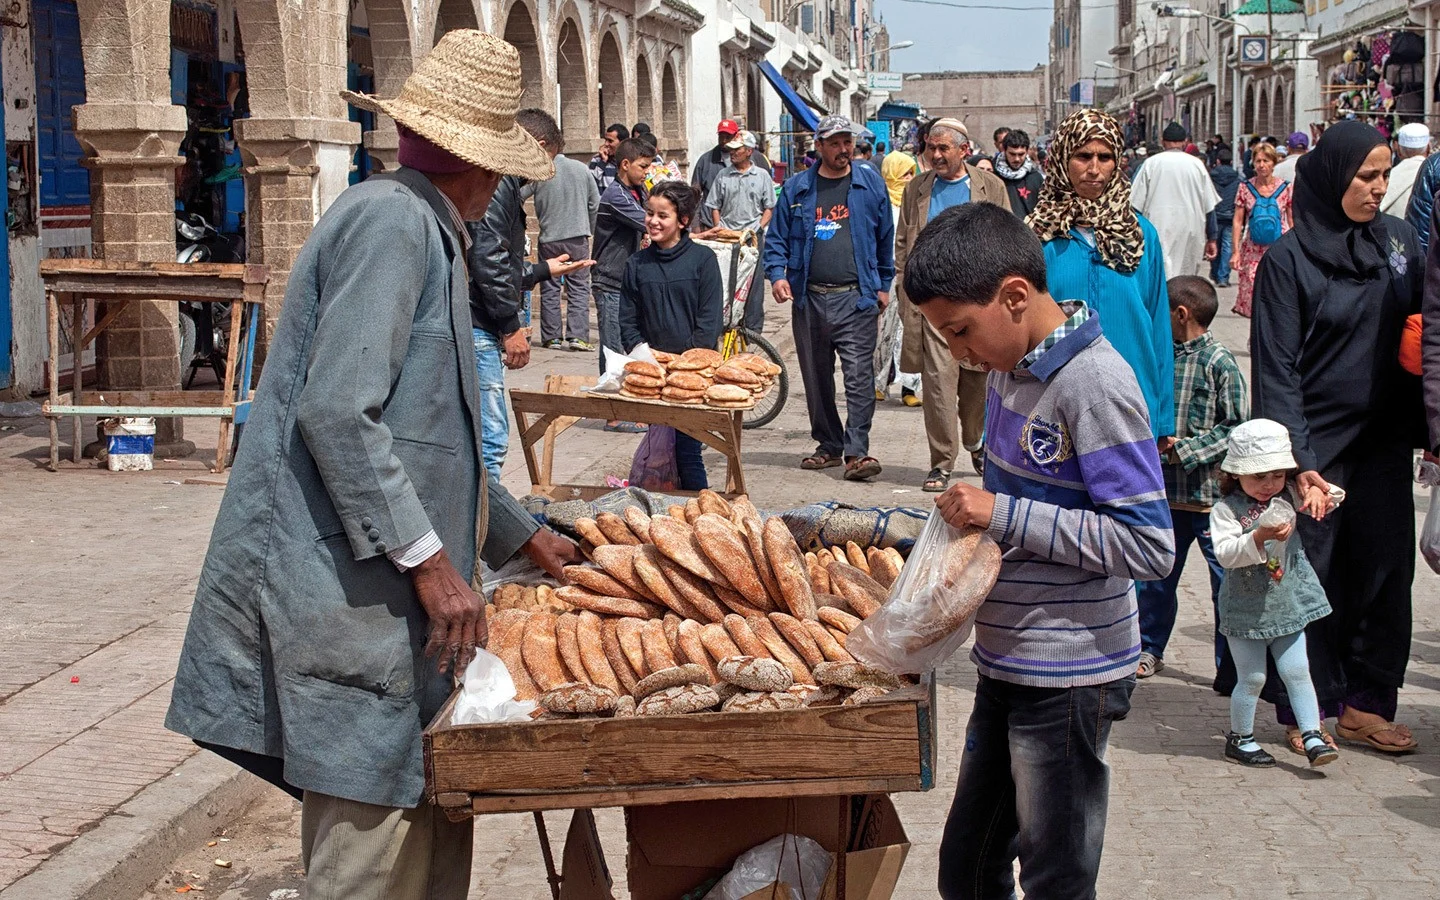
510, 375, 749, 500
40, 259, 268, 473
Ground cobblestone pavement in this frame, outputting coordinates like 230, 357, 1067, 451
2, 293, 1437, 899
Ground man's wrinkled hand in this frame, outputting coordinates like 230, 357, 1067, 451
412, 548, 487, 675
772, 279, 793, 303
521, 528, 583, 581
503, 328, 531, 369
877, 290, 890, 311
935, 482, 996, 530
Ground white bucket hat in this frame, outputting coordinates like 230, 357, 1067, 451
1220, 419, 1298, 475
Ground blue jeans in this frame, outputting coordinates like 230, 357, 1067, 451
595, 288, 622, 376
938, 674, 1135, 900
1209, 228, 1233, 284
675, 431, 707, 491
471, 328, 508, 481
1136, 510, 1227, 670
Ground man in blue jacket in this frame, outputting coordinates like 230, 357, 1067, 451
765, 115, 895, 481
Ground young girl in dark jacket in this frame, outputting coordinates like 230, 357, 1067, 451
618, 181, 724, 489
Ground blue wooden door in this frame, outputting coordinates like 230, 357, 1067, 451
33, 0, 90, 208
0, 28, 11, 388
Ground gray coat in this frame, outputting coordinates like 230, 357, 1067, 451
166, 169, 535, 809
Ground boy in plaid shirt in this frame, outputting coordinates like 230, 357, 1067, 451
1137, 275, 1248, 683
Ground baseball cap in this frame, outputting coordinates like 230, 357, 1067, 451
724, 130, 759, 150
1398, 123, 1432, 149
815, 114, 858, 140
716, 119, 740, 135
1286, 131, 1309, 149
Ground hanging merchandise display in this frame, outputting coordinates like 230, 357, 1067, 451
1324, 28, 1424, 138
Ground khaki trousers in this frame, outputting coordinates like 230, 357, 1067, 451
918, 317, 987, 471
301, 791, 473, 900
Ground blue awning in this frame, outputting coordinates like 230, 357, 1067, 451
876, 100, 921, 121
758, 61, 819, 133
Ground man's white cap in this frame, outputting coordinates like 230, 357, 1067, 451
724, 130, 759, 150
1221, 419, 1297, 475
1398, 122, 1432, 150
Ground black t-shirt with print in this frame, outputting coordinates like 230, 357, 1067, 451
808, 173, 858, 286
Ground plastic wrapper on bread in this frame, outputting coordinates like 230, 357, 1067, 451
846, 509, 1002, 674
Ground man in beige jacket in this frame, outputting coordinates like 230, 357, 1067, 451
893, 118, 1011, 491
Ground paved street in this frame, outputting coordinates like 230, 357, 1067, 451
2, 292, 1438, 899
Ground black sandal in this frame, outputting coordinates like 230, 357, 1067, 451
923, 468, 950, 492
844, 456, 883, 481
1224, 732, 1276, 767
1302, 729, 1339, 767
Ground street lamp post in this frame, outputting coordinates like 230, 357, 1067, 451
1157, 6, 1252, 145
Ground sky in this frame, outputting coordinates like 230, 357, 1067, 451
871, 0, 1052, 74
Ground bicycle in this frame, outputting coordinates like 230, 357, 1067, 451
694, 233, 790, 429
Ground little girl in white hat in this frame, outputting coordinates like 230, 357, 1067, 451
1210, 418, 1345, 768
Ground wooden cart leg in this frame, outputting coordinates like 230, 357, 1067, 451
724, 411, 746, 495
72, 299, 84, 464
214, 300, 245, 473
532, 810, 563, 900
47, 291, 59, 471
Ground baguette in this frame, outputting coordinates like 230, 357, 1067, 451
866, 546, 902, 588
845, 541, 870, 573
616, 617, 650, 678
573, 517, 608, 548
662, 612, 683, 660
641, 618, 679, 672
600, 617, 640, 695
762, 517, 817, 621
623, 506, 653, 543
826, 562, 886, 618
666, 504, 687, 521
900, 525, 1001, 650
745, 517, 786, 609
714, 582, 770, 618
595, 511, 641, 546
699, 622, 744, 663
817, 606, 863, 633
633, 546, 704, 619
656, 556, 730, 623
491, 610, 539, 700
683, 498, 703, 524
696, 488, 732, 518
884, 547, 906, 569
563, 565, 643, 600
815, 592, 854, 614
747, 615, 814, 685
769, 612, 826, 667
649, 516, 734, 587
576, 611, 623, 694
554, 614, 587, 683
591, 544, 659, 601
802, 619, 855, 663
694, 514, 771, 607
808, 557, 832, 594
676, 619, 719, 682
521, 612, 569, 691
554, 585, 665, 619
827, 626, 850, 646
723, 614, 772, 659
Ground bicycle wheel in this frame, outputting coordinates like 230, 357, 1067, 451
732, 328, 788, 429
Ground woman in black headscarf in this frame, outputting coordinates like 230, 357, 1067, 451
1251, 120, 1424, 754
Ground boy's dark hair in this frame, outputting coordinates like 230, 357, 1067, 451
904, 203, 1047, 305
1168, 275, 1218, 327
1002, 129, 1031, 150
615, 138, 653, 165
1247, 135, 1261, 147
516, 108, 561, 151
636, 132, 659, 154
1218, 146, 1234, 164
605, 123, 630, 141
877, 141, 886, 153
648, 180, 701, 227
993, 126, 1009, 142
632, 122, 653, 136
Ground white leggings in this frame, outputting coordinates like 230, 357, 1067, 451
1226, 631, 1321, 737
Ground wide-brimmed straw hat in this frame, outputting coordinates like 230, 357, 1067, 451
341, 30, 553, 182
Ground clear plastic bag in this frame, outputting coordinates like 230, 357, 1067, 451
629, 424, 679, 492
1418, 460, 1440, 573
701, 833, 832, 900
451, 649, 538, 724
847, 508, 1002, 675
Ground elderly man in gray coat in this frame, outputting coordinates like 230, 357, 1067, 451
164, 32, 577, 899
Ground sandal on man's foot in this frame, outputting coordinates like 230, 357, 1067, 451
801, 452, 843, 470
970, 449, 986, 477
1224, 732, 1277, 767
604, 421, 647, 434
1335, 720, 1419, 754
1136, 651, 1164, 679
923, 468, 951, 492
1284, 725, 1338, 756
1301, 730, 1340, 767
844, 456, 883, 481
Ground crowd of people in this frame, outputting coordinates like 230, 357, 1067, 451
156, 29, 1437, 900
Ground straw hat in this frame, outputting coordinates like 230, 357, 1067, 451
341, 30, 553, 182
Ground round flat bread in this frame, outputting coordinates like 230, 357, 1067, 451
667, 357, 708, 371
540, 682, 619, 714
714, 365, 760, 386
624, 360, 665, 379
722, 690, 803, 712
636, 683, 720, 716
681, 347, 724, 367
716, 655, 793, 691
707, 383, 751, 403
667, 371, 709, 392
624, 373, 666, 389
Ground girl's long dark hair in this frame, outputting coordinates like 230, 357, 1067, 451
649, 180, 702, 230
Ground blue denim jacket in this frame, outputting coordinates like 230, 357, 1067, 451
763, 163, 895, 311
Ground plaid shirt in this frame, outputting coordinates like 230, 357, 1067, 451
1017, 300, 1090, 371
1164, 332, 1249, 510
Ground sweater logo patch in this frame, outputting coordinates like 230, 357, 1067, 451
1390, 236, 1408, 276
1020, 413, 1073, 472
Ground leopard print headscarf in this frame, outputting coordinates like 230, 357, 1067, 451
1025, 109, 1145, 273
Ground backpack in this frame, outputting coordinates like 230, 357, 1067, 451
1247, 181, 1287, 246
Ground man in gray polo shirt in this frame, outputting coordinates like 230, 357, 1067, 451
702, 129, 774, 331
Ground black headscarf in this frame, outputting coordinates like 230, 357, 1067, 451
1293, 120, 1390, 277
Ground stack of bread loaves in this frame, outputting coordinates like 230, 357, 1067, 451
483, 489, 931, 719
616, 349, 780, 409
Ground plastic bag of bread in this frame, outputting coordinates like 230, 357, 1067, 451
702, 832, 831, 900
628, 424, 679, 492
451, 649, 539, 724
846, 508, 1002, 675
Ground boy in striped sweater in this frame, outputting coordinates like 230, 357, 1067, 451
902, 203, 1175, 900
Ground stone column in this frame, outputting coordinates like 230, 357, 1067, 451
234, 116, 361, 339
72, 102, 192, 454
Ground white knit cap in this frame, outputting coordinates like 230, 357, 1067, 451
1221, 419, 1298, 475
1398, 123, 1432, 149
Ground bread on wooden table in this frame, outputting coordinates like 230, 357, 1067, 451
825, 562, 886, 618
491, 610, 539, 700
540, 682, 619, 714
623, 506, 653, 543
633, 663, 710, 699
573, 517, 608, 548
554, 614, 587, 683
699, 623, 744, 663
575, 611, 623, 695
563, 565, 640, 600
813, 661, 903, 691
616, 617, 650, 679
762, 517, 818, 621
590, 544, 659, 602
521, 612, 570, 691
722, 690, 803, 712
636, 683, 720, 716
817, 606, 863, 634
650, 516, 733, 587
600, 617, 639, 696
713, 582, 769, 618
716, 655, 793, 692
640, 618, 679, 672
595, 512, 641, 546
747, 615, 814, 685
696, 488, 732, 518
769, 612, 826, 667
554, 586, 664, 619
694, 514, 772, 610
723, 614, 772, 660
656, 556, 730, 623
676, 620, 719, 682
843, 686, 893, 706
802, 619, 855, 663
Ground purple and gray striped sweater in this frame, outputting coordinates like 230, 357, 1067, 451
976, 303, 1175, 687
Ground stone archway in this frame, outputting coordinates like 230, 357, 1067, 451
501, 1, 545, 110
598, 29, 626, 137
433, 0, 480, 43
661, 58, 680, 142
1243, 81, 1256, 135
635, 53, 655, 134
555, 17, 589, 149
1256, 86, 1270, 139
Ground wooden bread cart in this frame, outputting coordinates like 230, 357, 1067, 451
423, 677, 936, 898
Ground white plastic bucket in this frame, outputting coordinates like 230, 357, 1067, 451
103, 417, 156, 471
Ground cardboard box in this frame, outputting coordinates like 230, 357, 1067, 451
625, 795, 910, 900
556, 809, 615, 900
